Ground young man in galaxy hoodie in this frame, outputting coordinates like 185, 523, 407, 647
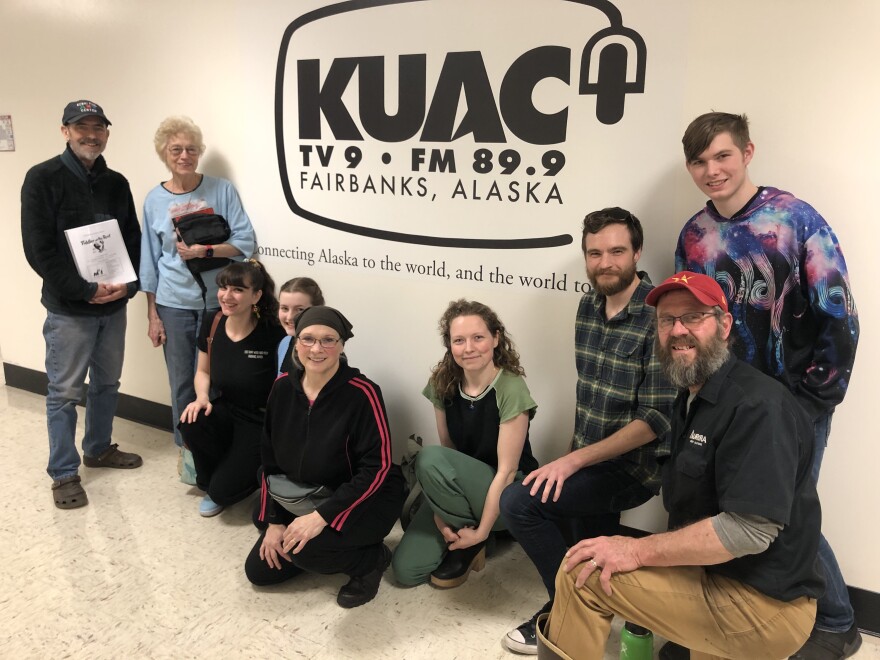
671, 111, 860, 660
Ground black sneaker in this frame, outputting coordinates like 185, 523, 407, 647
336, 544, 392, 609
659, 641, 690, 660
790, 623, 862, 659
504, 601, 553, 655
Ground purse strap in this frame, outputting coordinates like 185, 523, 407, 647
193, 270, 209, 311
206, 311, 223, 371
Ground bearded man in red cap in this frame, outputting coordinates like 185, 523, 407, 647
537, 272, 823, 660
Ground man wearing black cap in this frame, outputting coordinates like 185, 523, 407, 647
537, 272, 822, 660
21, 99, 143, 510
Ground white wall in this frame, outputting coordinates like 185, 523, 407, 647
1, 0, 876, 592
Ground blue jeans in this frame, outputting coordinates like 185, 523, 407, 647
43, 308, 127, 480
156, 305, 210, 447
812, 412, 855, 632
500, 460, 654, 598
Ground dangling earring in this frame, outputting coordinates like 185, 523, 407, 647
252, 304, 260, 319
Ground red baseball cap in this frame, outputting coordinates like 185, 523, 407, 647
645, 271, 728, 312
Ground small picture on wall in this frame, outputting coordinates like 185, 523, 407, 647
0, 115, 15, 152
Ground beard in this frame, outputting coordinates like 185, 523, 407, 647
69, 139, 105, 164
587, 262, 637, 296
657, 325, 729, 390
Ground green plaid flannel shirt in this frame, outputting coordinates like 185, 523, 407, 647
571, 273, 676, 493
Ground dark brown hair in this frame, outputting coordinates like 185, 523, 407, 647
682, 112, 750, 163
280, 276, 325, 306
581, 207, 643, 254
216, 259, 279, 323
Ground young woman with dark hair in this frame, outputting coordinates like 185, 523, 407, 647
179, 259, 284, 517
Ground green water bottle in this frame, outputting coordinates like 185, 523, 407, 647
620, 621, 653, 660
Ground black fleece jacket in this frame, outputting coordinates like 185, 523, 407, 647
21, 145, 140, 315
258, 362, 401, 532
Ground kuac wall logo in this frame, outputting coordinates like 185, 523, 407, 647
275, 0, 647, 248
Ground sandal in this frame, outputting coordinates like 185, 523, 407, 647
83, 443, 143, 469
52, 475, 88, 509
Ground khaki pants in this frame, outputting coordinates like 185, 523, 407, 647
539, 562, 815, 659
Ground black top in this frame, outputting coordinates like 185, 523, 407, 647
662, 356, 823, 601
197, 314, 285, 414
424, 370, 539, 475
21, 146, 141, 315
259, 362, 402, 532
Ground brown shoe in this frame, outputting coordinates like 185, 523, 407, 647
52, 475, 88, 509
83, 443, 143, 469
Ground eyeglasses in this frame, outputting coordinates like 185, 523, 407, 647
167, 146, 200, 157
657, 311, 717, 330
297, 335, 342, 348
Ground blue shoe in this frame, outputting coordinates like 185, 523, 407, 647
199, 494, 224, 517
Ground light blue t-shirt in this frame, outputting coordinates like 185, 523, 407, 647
276, 335, 292, 375
139, 174, 255, 309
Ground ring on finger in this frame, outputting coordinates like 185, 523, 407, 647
589, 558, 599, 568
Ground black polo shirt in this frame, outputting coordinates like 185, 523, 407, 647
662, 356, 823, 602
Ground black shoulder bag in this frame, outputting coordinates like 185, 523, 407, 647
172, 212, 232, 307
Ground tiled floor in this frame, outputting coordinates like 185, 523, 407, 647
1, 384, 877, 659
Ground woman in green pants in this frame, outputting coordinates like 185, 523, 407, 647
392, 299, 538, 588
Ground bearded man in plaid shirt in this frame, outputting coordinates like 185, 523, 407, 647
500, 207, 677, 655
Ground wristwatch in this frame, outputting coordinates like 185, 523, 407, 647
205, 245, 214, 258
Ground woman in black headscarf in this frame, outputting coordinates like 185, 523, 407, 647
244, 306, 405, 609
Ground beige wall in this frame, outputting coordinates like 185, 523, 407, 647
1, 0, 876, 591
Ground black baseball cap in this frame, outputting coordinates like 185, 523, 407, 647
62, 100, 111, 126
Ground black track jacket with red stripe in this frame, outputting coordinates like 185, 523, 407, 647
259, 363, 397, 532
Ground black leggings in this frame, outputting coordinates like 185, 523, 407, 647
179, 398, 262, 506
245, 469, 405, 584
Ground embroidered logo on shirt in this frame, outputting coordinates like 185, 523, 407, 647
688, 430, 707, 446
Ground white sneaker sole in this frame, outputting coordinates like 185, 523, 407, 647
503, 633, 538, 655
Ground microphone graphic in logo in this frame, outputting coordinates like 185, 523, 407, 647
579, 24, 647, 125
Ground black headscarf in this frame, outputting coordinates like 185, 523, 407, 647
293, 305, 354, 341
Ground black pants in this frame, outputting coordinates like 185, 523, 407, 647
245, 468, 405, 585
179, 398, 262, 506
500, 460, 653, 598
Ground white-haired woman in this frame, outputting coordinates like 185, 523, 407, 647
139, 116, 255, 477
